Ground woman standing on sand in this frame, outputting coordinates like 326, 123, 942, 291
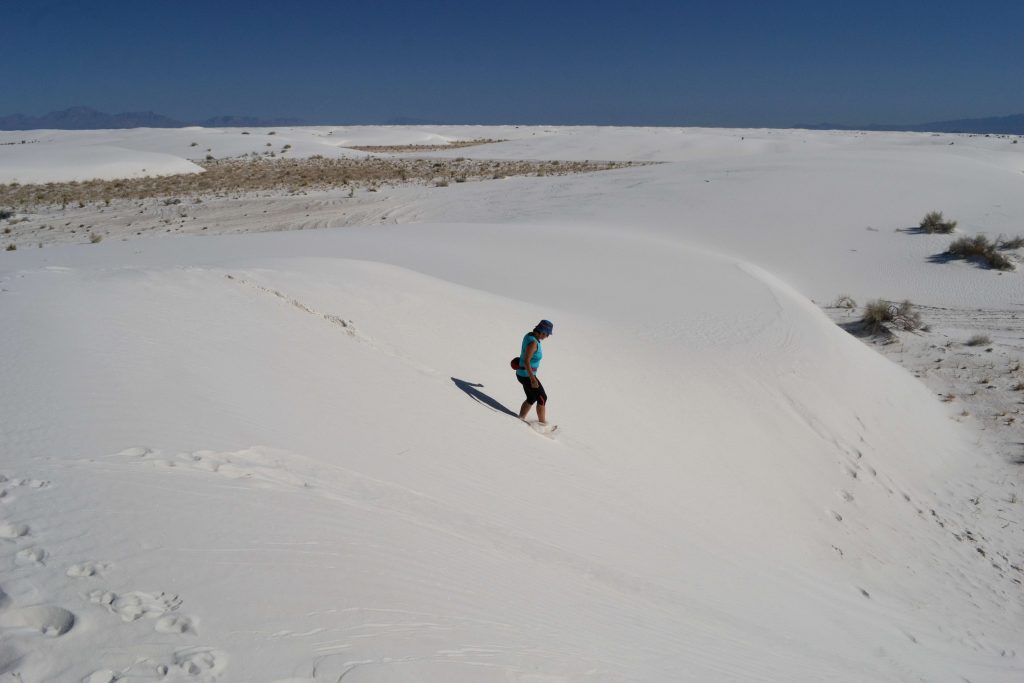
516, 320, 553, 424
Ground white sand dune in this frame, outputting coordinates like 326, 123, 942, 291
1, 126, 1022, 682
0, 140, 203, 184
0, 125, 536, 183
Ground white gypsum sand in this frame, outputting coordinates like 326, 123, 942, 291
0, 126, 1022, 682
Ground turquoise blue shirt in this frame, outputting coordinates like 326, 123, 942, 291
516, 334, 542, 377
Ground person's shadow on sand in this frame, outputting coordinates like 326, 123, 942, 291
451, 377, 518, 417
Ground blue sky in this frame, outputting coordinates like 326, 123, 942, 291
3, 0, 1022, 126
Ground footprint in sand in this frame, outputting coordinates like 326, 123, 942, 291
15, 547, 46, 566
0, 521, 29, 539
87, 589, 182, 622
67, 561, 111, 578
3, 477, 50, 490
0, 476, 50, 505
0, 602, 75, 637
172, 647, 228, 678
156, 614, 198, 635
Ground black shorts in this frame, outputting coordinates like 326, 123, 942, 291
517, 375, 547, 405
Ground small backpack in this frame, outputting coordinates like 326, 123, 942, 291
510, 356, 521, 370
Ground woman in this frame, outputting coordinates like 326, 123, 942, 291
517, 319, 553, 424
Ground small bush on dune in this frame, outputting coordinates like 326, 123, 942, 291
89, 232, 102, 244
920, 211, 957, 234
986, 250, 1014, 270
997, 235, 1024, 250
861, 299, 922, 333
0, 208, 13, 220
947, 235, 1015, 270
861, 300, 892, 331
964, 334, 991, 347
831, 294, 857, 309
948, 234, 992, 258
5, 243, 15, 251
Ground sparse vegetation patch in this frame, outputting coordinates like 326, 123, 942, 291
831, 294, 857, 309
861, 299, 923, 333
919, 211, 957, 234
348, 138, 506, 153
946, 235, 1015, 270
0, 157, 633, 209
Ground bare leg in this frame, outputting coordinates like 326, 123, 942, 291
519, 400, 532, 421
537, 403, 547, 424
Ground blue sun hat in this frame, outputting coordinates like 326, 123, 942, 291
535, 319, 554, 335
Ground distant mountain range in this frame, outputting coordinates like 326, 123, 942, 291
795, 113, 1024, 135
2, 106, 1022, 134
0, 106, 305, 131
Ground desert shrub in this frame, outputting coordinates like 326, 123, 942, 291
190, 142, 198, 147
205, 155, 215, 161
948, 235, 992, 258
987, 250, 1014, 270
0, 208, 13, 220
5, 243, 15, 251
947, 235, 1015, 270
267, 131, 276, 136
832, 294, 857, 309
435, 179, 449, 187
89, 232, 102, 244
282, 144, 292, 150
997, 235, 1024, 250
964, 334, 991, 346
920, 211, 957, 234
862, 299, 922, 333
